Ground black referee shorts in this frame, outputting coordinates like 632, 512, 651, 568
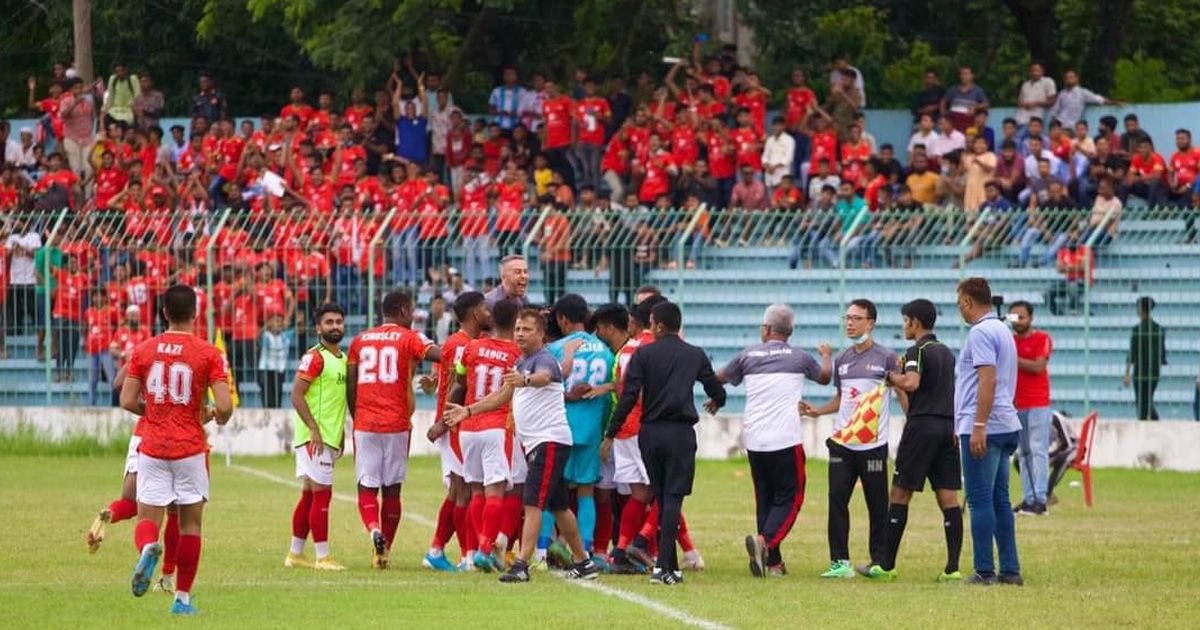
893, 417, 962, 492
523, 441, 571, 512
638, 421, 697, 497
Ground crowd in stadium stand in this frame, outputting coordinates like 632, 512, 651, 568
3, 45, 1200, 400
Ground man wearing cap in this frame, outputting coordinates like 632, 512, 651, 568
1125, 296, 1166, 421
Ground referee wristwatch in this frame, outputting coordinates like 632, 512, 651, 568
523, 374, 531, 387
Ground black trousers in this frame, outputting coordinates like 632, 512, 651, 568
230, 339, 257, 394
1134, 374, 1160, 421
827, 439, 889, 564
639, 421, 697, 572
259, 370, 285, 408
748, 444, 807, 566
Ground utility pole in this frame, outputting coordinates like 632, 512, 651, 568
73, 0, 94, 83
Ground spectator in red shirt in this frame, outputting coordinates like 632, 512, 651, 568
540, 79, 575, 188
417, 169, 452, 287
281, 86, 315, 130
83, 288, 119, 406
784, 67, 817, 133
52, 254, 88, 382
1009, 300, 1053, 515
733, 72, 770, 137
225, 273, 260, 390
573, 77, 611, 191
445, 110, 473, 192
1049, 225, 1093, 315
1127, 137, 1167, 206
1168, 128, 1199, 205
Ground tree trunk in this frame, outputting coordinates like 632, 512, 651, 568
442, 7, 494, 91
1001, 0, 1061, 80
72, 0, 94, 83
1081, 0, 1133, 94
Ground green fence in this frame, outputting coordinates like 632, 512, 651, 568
2, 203, 1196, 419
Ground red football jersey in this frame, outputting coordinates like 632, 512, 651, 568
436, 331, 472, 420
542, 96, 574, 150
127, 332, 227, 460
574, 98, 610, 146
457, 337, 520, 432
348, 323, 434, 433
614, 331, 655, 439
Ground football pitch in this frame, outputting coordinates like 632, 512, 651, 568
2, 454, 1198, 629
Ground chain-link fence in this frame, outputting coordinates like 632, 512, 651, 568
3, 203, 1196, 420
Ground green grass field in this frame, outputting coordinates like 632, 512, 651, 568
1, 453, 1198, 629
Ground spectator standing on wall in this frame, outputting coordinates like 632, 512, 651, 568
911, 70, 943, 126
1015, 63, 1056, 134
941, 67, 988, 133
1048, 70, 1122, 130
1125, 296, 1166, 421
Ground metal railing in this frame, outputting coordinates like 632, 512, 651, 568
1, 202, 1195, 420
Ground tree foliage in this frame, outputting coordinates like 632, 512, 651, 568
3, 0, 1200, 119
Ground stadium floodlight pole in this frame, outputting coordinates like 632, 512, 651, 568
1081, 204, 1118, 413
838, 207, 870, 314
956, 207, 992, 339
204, 207, 233, 344
43, 208, 70, 406
676, 204, 705, 310
367, 205, 398, 327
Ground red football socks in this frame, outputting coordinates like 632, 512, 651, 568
108, 498, 138, 523
480, 496, 504, 551
292, 490, 313, 539
133, 518, 159, 552
617, 498, 647, 550
309, 489, 332, 544
468, 493, 485, 549
677, 513, 695, 553
176, 534, 201, 594
640, 500, 660, 541
162, 511, 179, 575
454, 504, 475, 554
381, 494, 402, 549
357, 487, 381, 532
594, 497, 613, 555
432, 497, 455, 549
500, 493, 523, 543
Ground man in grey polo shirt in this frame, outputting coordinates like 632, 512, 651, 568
484, 255, 530, 309
955, 277, 1022, 586
719, 304, 831, 578
800, 298, 899, 580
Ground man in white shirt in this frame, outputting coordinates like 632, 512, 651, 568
6, 220, 42, 334
928, 116, 965, 160
518, 73, 547, 134
762, 117, 796, 191
1015, 62, 1056, 130
907, 114, 940, 162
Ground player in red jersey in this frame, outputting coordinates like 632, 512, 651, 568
424, 291, 491, 571
120, 285, 233, 616
346, 291, 440, 569
447, 299, 522, 572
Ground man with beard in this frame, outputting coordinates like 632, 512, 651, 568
285, 303, 350, 571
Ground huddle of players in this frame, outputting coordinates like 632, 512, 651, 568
283, 286, 702, 583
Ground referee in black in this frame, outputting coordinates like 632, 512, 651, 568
863, 298, 963, 582
607, 301, 726, 586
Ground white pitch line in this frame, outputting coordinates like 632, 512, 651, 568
230, 463, 734, 630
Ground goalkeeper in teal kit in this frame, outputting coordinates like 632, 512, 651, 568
539, 295, 615, 568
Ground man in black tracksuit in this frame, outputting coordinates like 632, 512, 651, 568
606, 301, 726, 586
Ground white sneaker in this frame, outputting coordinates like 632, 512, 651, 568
682, 550, 705, 571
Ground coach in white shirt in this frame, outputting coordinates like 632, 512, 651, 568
762, 117, 796, 190
718, 304, 831, 577
1016, 63, 1056, 129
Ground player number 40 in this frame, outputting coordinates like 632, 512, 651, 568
145, 361, 194, 404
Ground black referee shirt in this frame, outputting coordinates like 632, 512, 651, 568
607, 334, 726, 439
901, 334, 955, 420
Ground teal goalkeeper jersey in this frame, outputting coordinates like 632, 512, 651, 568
548, 331, 614, 446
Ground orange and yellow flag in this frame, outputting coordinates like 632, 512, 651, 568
831, 382, 888, 446
212, 329, 240, 408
